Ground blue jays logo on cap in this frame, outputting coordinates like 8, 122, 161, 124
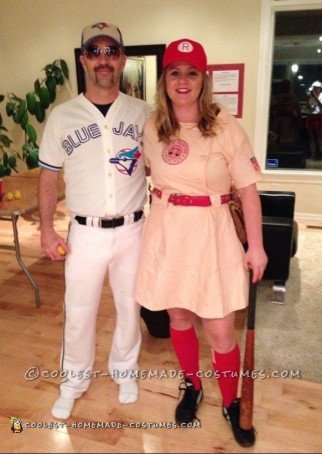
81, 22, 124, 50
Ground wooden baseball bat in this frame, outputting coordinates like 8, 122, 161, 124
239, 271, 257, 430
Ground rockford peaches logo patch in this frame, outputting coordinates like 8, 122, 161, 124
162, 139, 189, 165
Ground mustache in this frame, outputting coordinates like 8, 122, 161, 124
95, 64, 114, 72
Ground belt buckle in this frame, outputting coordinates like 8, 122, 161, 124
171, 193, 182, 206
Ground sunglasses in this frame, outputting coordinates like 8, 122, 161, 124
83, 45, 122, 60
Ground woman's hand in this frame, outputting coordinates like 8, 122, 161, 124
244, 247, 268, 283
238, 184, 268, 282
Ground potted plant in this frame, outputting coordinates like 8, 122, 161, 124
0, 58, 69, 177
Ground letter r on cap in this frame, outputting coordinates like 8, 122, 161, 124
178, 41, 193, 53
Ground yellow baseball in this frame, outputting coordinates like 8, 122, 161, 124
57, 245, 66, 256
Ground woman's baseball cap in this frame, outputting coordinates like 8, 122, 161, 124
163, 38, 207, 72
81, 22, 124, 50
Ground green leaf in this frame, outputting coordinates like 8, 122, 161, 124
6, 102, 15, 117
0, 95, 4, 103
20, 111, 29, 130
0, 164, 6, 178
8, 155, 17, 168
13, 112, 20, 124
56, 75, 64, 86
26, 148, 39, 169
38, 86, 51, 109
34, 101, 45, 123
60, 59, 69, 79
5, 166, 11, 176
25, 123, 37, 143
3, 152, 9, 167
53, 66, 65, 83
0, 134, 12, 148
23, 142, 34, 152
53, 65, 61, 75
44, 64, 54, 73
17, 99, 26, 122
26, 92, 36, 115
34, 79, 41, 94
45, 77, 57, 103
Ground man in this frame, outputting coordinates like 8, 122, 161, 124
38, 22, 151, 419
306, 80, 322, 160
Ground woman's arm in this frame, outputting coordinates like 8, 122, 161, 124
238, 184, 268, 283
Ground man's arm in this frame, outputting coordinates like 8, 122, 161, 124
38, 168, 67, 260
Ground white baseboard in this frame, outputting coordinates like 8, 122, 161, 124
295, 213, 322, 227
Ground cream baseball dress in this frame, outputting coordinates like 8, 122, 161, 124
135, 108, 263, 319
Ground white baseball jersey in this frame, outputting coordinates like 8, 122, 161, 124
39, 92, 151, 218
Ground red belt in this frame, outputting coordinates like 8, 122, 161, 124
152, 188, 231, 207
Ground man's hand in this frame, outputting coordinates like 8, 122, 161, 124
41, 228, 69, 261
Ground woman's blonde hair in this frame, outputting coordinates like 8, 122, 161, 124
154, 70, 221, 143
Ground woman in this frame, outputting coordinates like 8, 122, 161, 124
135, 39, 267, 447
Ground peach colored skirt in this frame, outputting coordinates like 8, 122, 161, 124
134, 196, 249, 319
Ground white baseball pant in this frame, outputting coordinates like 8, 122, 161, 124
58, 218, 143, 399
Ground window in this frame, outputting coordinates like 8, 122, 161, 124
255, 0, 322, 178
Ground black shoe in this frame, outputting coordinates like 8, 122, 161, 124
175, 378, 203, 425
222, 398, 256, 447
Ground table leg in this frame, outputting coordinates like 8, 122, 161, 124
11, 214, 41, 308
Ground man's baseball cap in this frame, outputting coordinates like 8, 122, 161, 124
163, 38, 207, 72
81, 22, 124, 50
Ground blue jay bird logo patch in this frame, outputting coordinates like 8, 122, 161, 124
92, 22, 109, 30
109, 147, 141, 175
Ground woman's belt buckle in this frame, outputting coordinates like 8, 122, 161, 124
170, 193, 184, 205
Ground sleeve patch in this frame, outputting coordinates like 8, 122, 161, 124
250, 157, 261, 172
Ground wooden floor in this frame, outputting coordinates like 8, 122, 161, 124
1, 201, 322, 453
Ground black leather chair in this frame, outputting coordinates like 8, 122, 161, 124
259, 190, 298, 303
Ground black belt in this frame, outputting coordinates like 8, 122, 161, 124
75, 210, 143, 228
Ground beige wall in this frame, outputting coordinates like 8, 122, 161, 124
0, 0, 321, 222
0, 0, 260, 136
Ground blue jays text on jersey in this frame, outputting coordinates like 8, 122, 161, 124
62, 121, 143, 156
